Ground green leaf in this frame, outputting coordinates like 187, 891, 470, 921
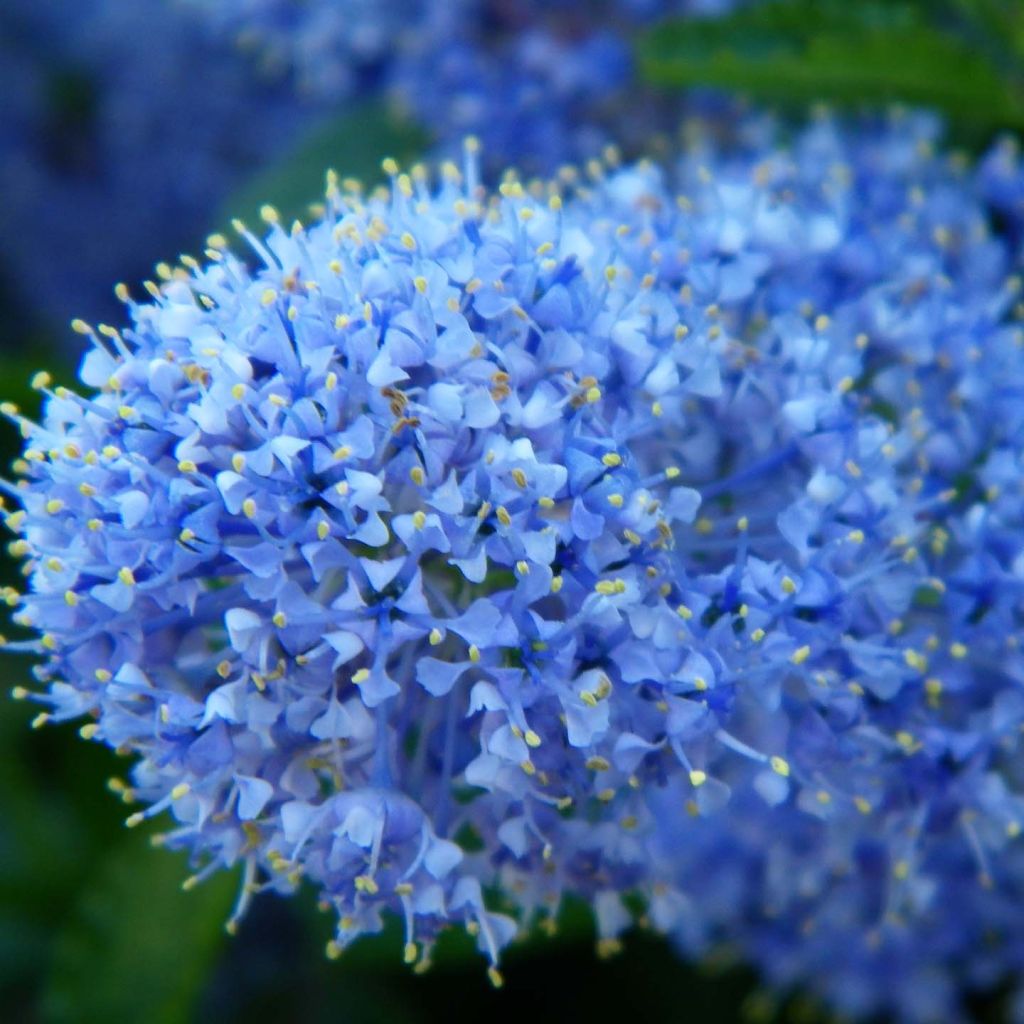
220, 102, 429, 231
639, 0, 1024, 131
43, 834, 235, 1024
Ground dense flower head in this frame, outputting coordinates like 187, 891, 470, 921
5, 111, 1024, 1017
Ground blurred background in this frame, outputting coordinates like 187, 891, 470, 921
1, 1, 1022, 1021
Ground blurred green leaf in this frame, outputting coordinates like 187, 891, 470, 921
221, 102, 429, 231
639, 0, 1024, 130
43, 834, 235, 1024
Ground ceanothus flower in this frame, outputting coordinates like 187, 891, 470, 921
5, 110, 1024, 1018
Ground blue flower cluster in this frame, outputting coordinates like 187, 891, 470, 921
0, 0, 316, 330
6, 111, 1024, 1020
185, 0, 748, 171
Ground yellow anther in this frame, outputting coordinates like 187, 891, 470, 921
511, 468, 528, 489
118, 567, 136, 587
64, 590, 79, 607
352, 668, 370, 685
607, 494, 624, 508
272, 612, 287, 629
411, 510, 427, 530
354, 873, 380, 896
949, 642, 967, 659
769, 756, 790, 777
524, 730, 542, 748
468, 645, 481, 663
651, 401, 663, 417
602, 453, 622, 467
586, 756, 611, 772
550, 575, 564, 594
791, 645, 811, 666
487, 967, 504, 989
780, 576, 797, 594
689, 770, 707, 787
242, 498, 257, 519
516, 560, 530, 576
259, 204, 279, 224
45, 499, 64, 515
750, 628, 766, 643
409, 466, 425, 486
903, 649, 928, 673
429, 628, 442, 646
170, 782, 191, 800
496, 505, 511, 527
260, 288, 277, 307
585, 386, 602, 404
230, 452, 246, 474
177, 459, 198, 474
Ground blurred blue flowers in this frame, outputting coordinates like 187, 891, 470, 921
6, 104, 1024, 1022
0, 0, 316, 330
186, 0, 750, 171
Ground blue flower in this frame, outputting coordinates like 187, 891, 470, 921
7, 109, 1024, 1018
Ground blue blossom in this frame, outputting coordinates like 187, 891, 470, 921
6, 110, 1024, 1018
0, 0, 317, 331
